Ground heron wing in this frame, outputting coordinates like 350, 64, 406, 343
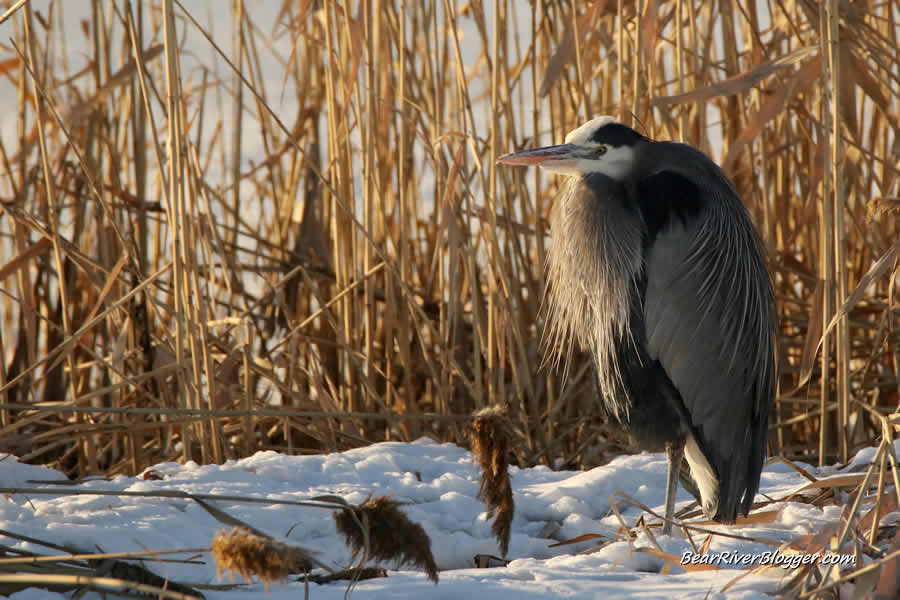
638, 170, 776, 521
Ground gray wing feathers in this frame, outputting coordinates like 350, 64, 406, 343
644, 189, 776, 520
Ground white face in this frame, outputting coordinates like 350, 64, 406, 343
542, 116, 638, 180
497, 115, 642, 181
538, 144, 637, 180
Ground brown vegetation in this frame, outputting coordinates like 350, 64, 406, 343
211, 527, 313, 588
333, 495, 439, 583
472, 404, 515, 556
0, 0, 896, 487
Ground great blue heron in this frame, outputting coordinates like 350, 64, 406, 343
498, 116, 777, 535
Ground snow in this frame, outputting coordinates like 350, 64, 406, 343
0, 439, 861, 599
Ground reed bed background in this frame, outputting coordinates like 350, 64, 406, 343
0, 0, 897, 480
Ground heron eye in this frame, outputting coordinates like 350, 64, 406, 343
596, 146, 607, 156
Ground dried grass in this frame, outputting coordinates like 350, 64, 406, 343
0, 540, 205, 599
0, 0, 896, 493
550, 419, 900, 598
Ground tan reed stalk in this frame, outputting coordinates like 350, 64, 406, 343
826, 0, 850, 465
817, 0, 834, 468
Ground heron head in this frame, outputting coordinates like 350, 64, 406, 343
497, 116, 647, 181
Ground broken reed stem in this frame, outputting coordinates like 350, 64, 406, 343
0, 547, 209, 566
0, 574, 201, 600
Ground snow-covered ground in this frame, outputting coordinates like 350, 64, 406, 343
0, 439, 884, 599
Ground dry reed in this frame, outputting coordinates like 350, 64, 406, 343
0, 1, 896, 491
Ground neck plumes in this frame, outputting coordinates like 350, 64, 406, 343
543, 174, 644, 419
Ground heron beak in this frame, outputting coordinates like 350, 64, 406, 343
497, 143, 581, 168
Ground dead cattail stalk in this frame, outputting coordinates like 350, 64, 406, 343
333, 495, 438, 583
471, 405, 515, 557
211, 528, 313, 588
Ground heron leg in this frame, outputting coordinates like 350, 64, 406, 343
663, 443, 684, 535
